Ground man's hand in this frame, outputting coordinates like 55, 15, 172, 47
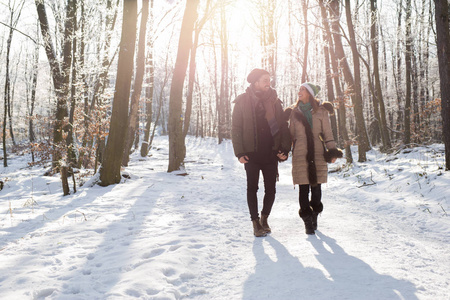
239, 156, 249, 164
277, 151, 288, 161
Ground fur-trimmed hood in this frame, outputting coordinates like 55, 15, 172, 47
283, 101, 334, 121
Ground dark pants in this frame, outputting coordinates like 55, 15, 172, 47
299, 184, 323, 216
245, 160, 278, 220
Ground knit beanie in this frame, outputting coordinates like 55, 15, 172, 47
301, 82, 321, 98
247, 68, 270, 84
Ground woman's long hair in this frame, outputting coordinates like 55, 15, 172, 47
309, 94, 320, 111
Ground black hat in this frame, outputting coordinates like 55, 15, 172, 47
247, 68, 270, 84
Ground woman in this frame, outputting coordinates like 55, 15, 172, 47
287, 82, 342, 235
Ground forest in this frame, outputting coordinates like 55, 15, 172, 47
0, 0, 449, 189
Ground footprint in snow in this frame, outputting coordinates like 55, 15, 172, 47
141, 248, 164, 259
169, 244, 182, 251
125, 289, 141, 297
162, 267, 176, 277
82, 269, 91, 275
146, 288, 159, 296
180, 273, 195, 281
188, 244, 206, 249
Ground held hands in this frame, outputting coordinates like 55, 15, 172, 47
238, 156, 249, 164
238, 151, 288, 164
277, 151, 288, 161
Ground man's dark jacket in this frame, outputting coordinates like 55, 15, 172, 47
231, 88, 291, 159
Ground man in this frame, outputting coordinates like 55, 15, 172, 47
231, 68, 291, 237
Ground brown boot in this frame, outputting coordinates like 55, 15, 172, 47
252, 218, 267, 237
260, 214, 271, 233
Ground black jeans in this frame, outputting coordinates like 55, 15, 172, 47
299, 184, 323, 215
244, 159, 278, 220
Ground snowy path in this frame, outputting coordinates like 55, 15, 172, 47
0, 136, 449, 299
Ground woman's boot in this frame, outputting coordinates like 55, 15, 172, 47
310, 202, 323, 231
312, 211, 318, 231
252, 218, 267, 237
260, 214, 271, 233
299, 209, 315, 235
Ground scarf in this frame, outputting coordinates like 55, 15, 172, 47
298, 102, 313, 129
247, 86, 279, 136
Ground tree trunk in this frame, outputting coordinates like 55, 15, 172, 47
434, 0, 450, 170
370, 0, 391, 150
66, 0, 78, 167
140, 0, 155, 158
321, 0, 353, 163
35, 0, 70, 169
148, 43, 172, 154
123, 0, 150, 166
29, 24, 39, 163
79, 0, 88, 168
3, 25, 12, 166
99, 0, 138, 185
140, 48, 154, 157
3, 1, 25, 166
394, 0, 403, 141
4, 1, 25, 152
417, 1, 426, 142
167, 0, 199, 172
198, 83, 204, 138
319, 0, 338, 144
218, 4, 229, 144
301, 0, 309, 83
404, 0, 412, 145
258, 0, 276, 85
267, 0, 276, 86
344, 0, 370, 161
81, 0, 120, 168
329, 0, 359, 161
359, 47, 381, 146
412, 43, 419, 142
149, 80, 167, 151
183, 0, 211, 140
61, 166, 70, 196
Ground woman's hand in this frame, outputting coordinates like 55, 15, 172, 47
277, 151, 288, 161
239, 156, 249, 164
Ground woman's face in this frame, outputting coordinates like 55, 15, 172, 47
298, 86, 310, 104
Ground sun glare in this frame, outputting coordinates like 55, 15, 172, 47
222, 0, 258, 45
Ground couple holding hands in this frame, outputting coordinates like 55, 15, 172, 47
231, 68, 343, 236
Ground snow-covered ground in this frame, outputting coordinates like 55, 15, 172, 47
0, 136, 449, 300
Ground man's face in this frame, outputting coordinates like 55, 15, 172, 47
254, 74, 271, 92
